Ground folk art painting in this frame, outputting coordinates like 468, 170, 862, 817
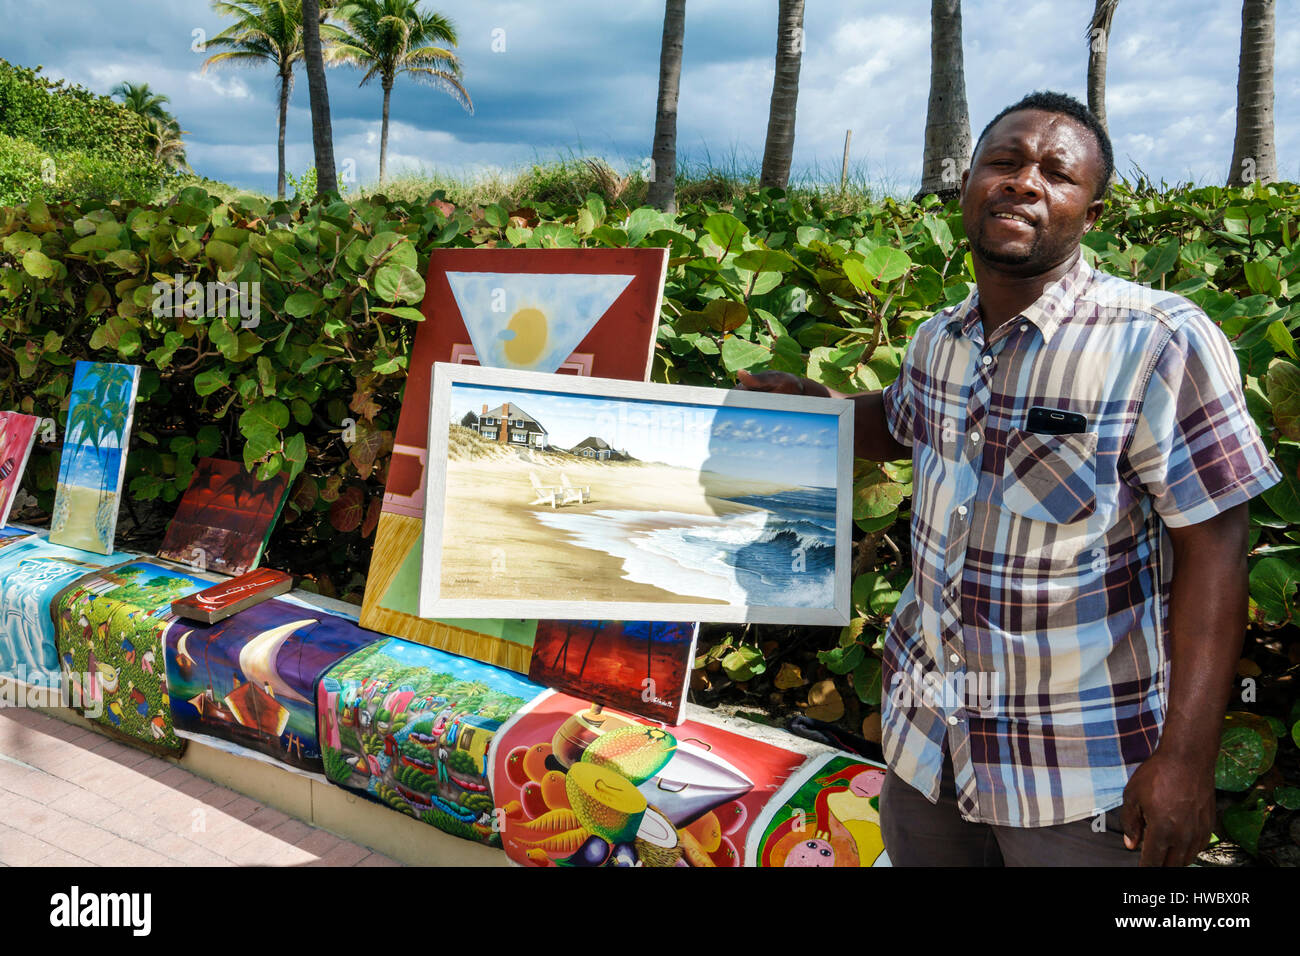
527, 620, 698, 725
746, 754, 890, 867
164, 597, 377, 774
316, 636, 543, 845
158, 457, 291, 575
361, 246, 668, 671
0, 534, 128, 688
49, 361, 140, 555
0, 411, 40, 528
421, 365, 854, 625
490, 690, 805, 867
54, 562, 207, 752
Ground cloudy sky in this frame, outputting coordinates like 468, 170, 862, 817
1, 0, 1295, 195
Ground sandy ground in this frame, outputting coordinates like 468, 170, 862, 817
50, 485, 113, 554
436, 456, 798, 604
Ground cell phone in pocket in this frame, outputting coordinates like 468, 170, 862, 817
1025, 406, 1088, 434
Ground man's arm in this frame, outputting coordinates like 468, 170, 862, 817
735, 370, 911, 462
1120, 501, 1250, 866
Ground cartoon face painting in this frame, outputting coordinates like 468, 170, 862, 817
784, 837, 836, 867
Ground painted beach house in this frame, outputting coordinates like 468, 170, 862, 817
468, 403, 549, 450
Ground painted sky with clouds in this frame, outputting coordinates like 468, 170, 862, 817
1, 0, 1294, 195
451, 382, 838, 486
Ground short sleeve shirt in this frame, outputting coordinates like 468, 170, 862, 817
878, 255, 1282, 827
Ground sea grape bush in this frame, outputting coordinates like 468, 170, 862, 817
1, 178, 1298, 854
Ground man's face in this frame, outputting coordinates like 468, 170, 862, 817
960, 109, 1104, 275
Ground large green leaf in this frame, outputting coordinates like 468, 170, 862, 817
374, 264, 425, 304
1261, 443, 1300, 522
1266, 361, 1300, 440
1250, 555, 1300, 625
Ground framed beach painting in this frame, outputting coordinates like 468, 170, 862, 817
419, 364, 854, 625
360, 246, 670, 669
49, 360, 140, 555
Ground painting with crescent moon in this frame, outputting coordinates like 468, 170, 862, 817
53, 562, 208, 753
163, 598, 379, 774
360, 246, 669, 670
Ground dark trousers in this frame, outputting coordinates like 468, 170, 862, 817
880, 753, 1139, 866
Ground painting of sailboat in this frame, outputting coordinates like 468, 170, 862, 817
164, 599, 377, 774
490, 690, 805, 867
49, 361, 140, 555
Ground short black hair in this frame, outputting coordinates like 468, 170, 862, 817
973, 91, 1114, 201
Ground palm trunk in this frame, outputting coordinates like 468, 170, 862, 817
915, 0, 971, 202
1228, 0, 1277, 186
301, 0, 338, 196
276, 69, 292, 199
380, 79, 392, 187
648, 0, 686, 212
759, 0, 804, 191
1086, 0, 1118, 133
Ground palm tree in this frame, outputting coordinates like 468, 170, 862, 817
111, 82, 191, 171
204, 0, 305, 199
301, 0, 339, 195
647, 0, 686, 212
915, 0, 971, 202
759, 0, 804, 191
111, 82, 173, 125
1228, 0, 1277, 186
324, 0, 472, 186
1086, 0, 1120, 133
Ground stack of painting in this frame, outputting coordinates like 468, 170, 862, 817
164, 598, 378, 774
0, 411, 39, 528
54, 562, 207, 752
49, 361, 140, 556
158, 458, 291, 575
361, 247, 671, 672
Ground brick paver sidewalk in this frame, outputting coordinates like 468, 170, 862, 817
0, 707, 401, 866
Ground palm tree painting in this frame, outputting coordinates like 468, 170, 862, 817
49, 361, 141, 556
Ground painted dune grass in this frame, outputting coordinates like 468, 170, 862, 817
49, 361, 139, 555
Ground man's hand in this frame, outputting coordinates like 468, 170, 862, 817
735, 369, 828, 396
1119, 748, 1216, 867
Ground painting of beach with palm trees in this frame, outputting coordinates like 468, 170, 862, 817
49, 361, 140, 555
158, 457, 291, 575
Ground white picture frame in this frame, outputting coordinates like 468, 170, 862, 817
419, 362, 853, 625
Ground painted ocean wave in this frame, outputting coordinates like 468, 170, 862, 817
530, 488, 837, 608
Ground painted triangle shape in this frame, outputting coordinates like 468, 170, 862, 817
445, 271, 636, 373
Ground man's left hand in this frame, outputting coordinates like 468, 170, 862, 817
1119, 748, 1216, 866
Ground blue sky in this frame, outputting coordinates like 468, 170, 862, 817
1, 1, 1293, 195
451, 382, 838, 487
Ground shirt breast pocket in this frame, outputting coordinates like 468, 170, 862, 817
1000, 427, 1099, 524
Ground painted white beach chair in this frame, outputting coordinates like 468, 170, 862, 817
560, 472, 590, 505
528, 471, 562, 508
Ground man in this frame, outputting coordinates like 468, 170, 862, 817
740, 91, 1282, 866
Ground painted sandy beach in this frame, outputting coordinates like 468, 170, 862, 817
438, 426, 836, 608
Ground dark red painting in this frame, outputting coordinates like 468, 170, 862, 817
527, 620, 699, 725
159, 458, 290, 576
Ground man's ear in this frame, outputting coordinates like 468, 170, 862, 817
1083, 197, 1103, 233
959, 168, 969, 200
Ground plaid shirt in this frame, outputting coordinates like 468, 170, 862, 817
879, 255, 1282, 827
